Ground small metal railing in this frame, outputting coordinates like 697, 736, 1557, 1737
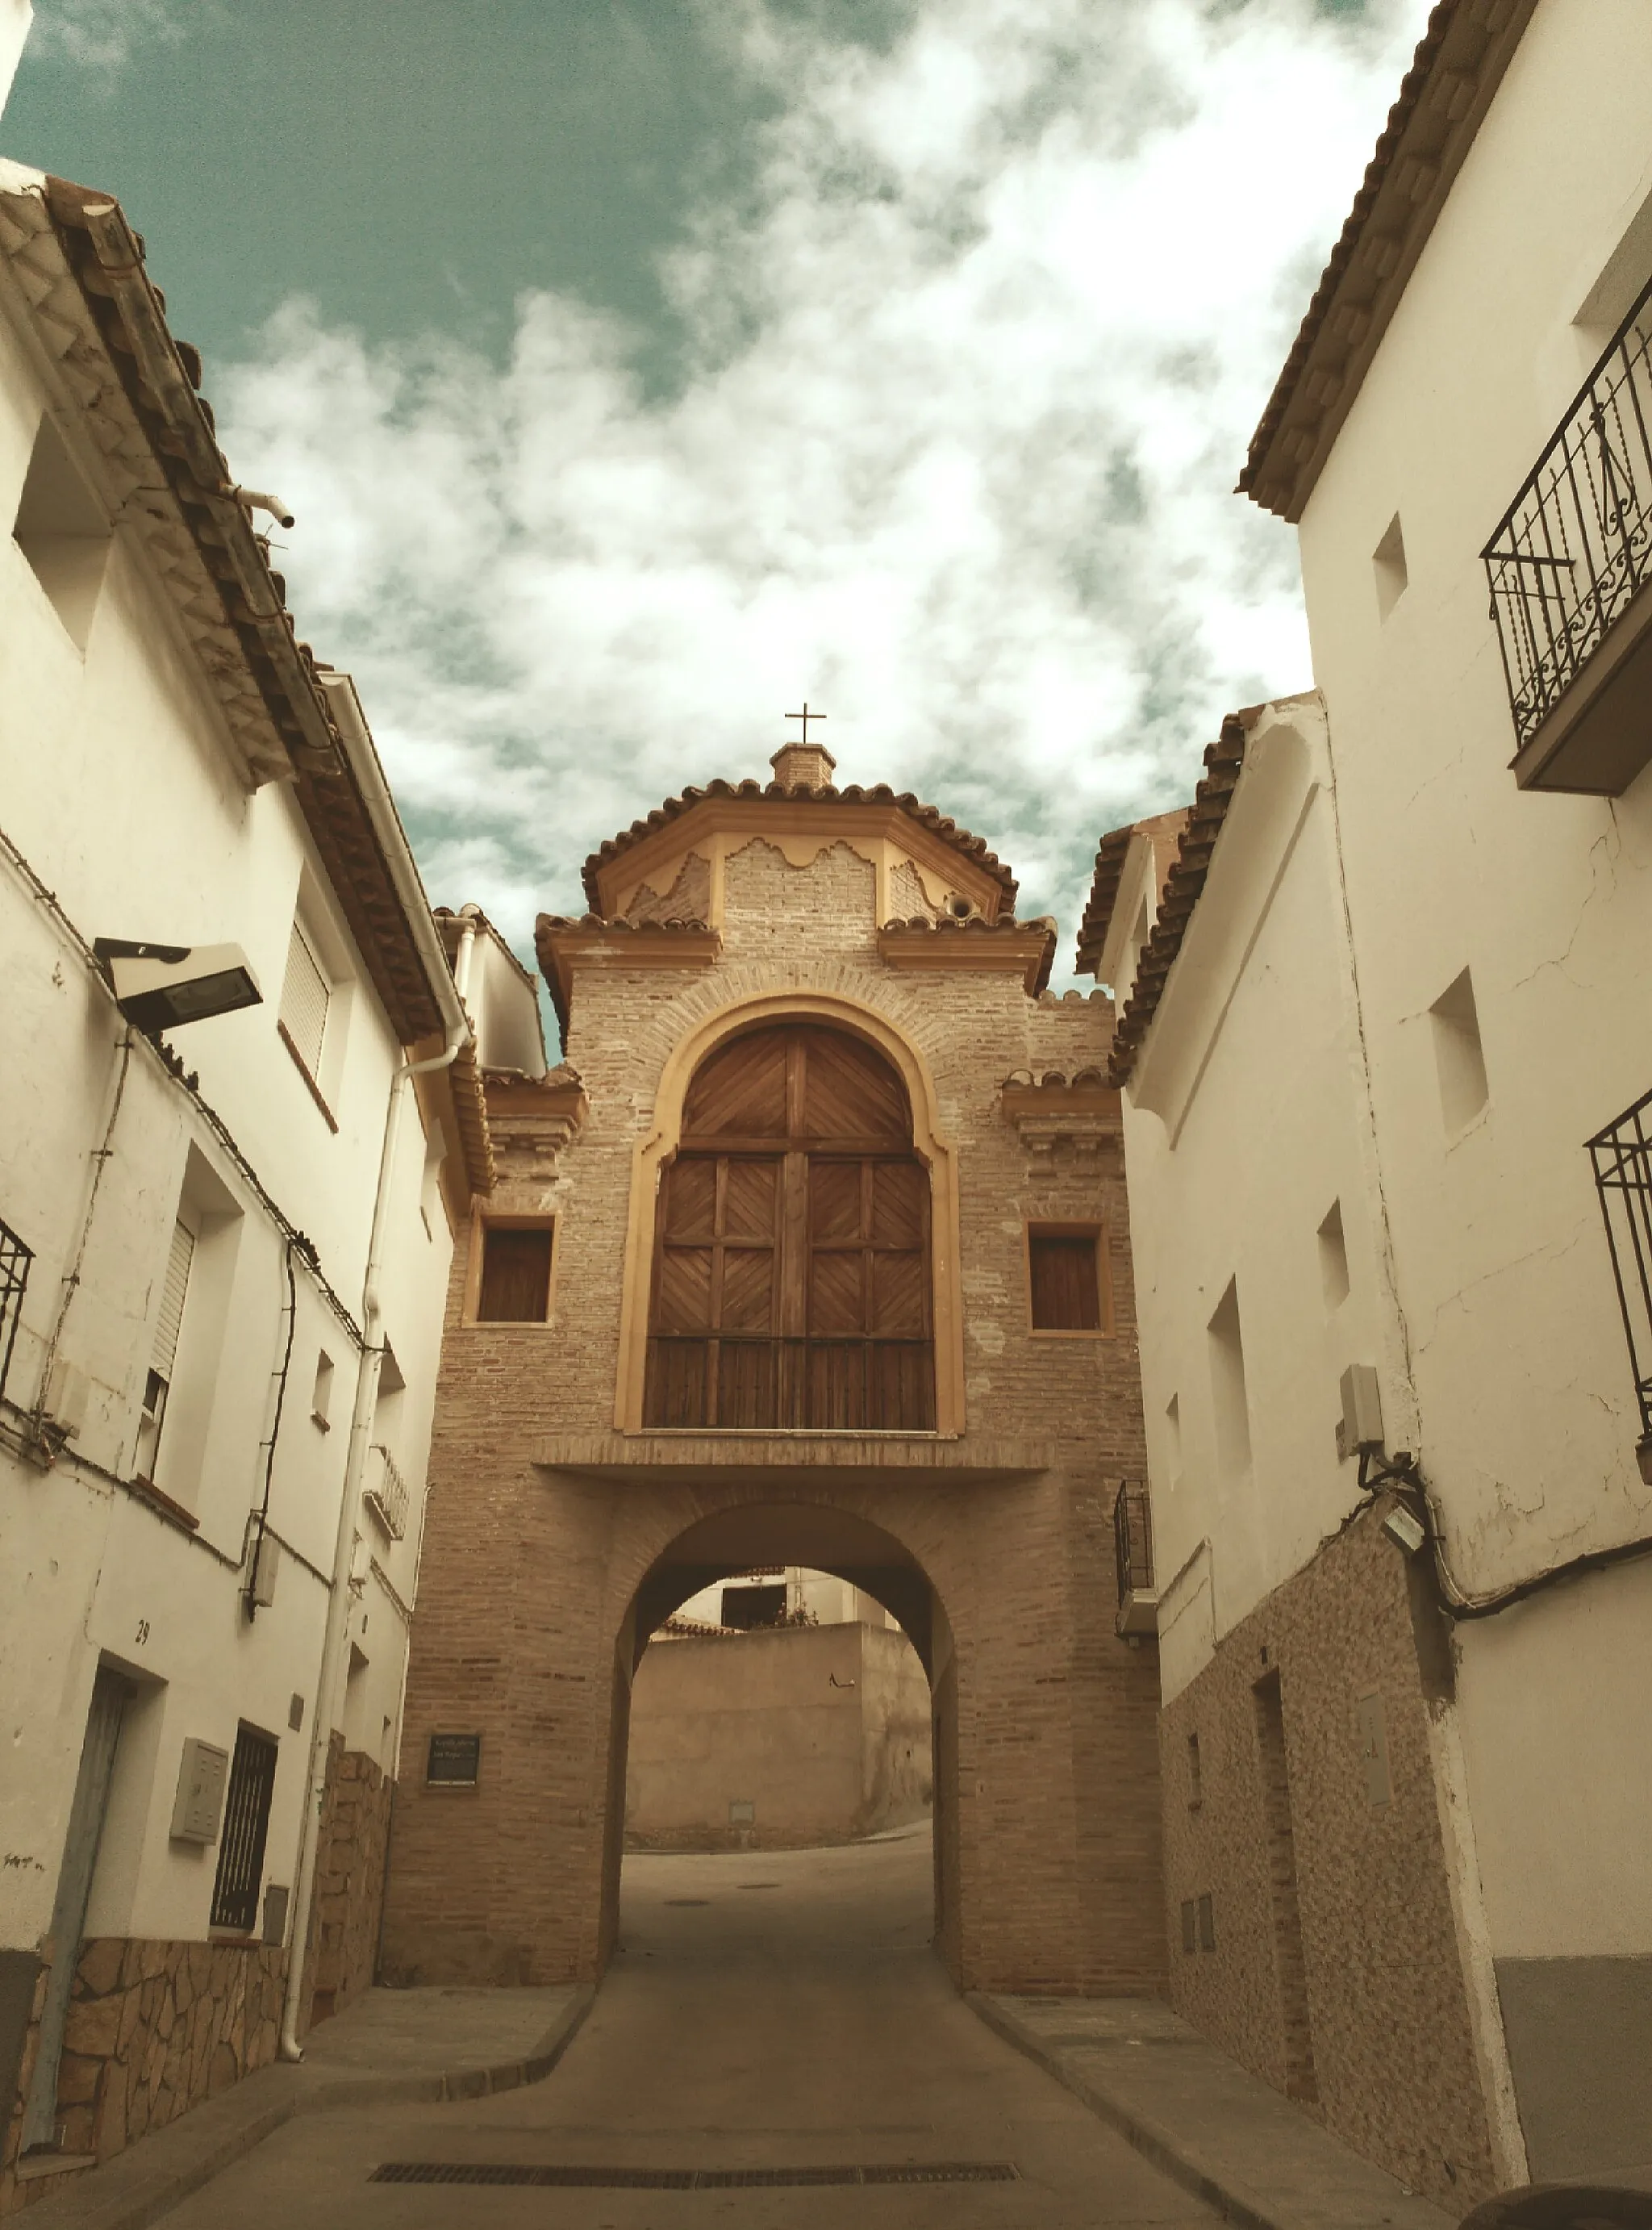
365, 1442, 411, 1540
1587, 1086, 1652, 1443
0, 1217, 32, 1405
1113, 1480, 1153, 1604
1483, 271, 1652, 754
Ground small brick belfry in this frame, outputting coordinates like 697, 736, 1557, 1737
380, 748, 1165, 1993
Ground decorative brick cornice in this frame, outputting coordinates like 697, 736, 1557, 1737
483, 1064, 588, 1170
534, 915, 721, 1038
877, 916, 1056, 997
584, 781, 1018, 915
1240, 0, 1537, 522
999, 1073, 1121, 1166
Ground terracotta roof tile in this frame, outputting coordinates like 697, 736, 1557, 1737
1107, 715, 1249, 1090
582, 779, 1019, 912
1240, 0, 1536, 522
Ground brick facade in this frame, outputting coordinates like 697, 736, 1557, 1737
382, 808, 1165, 1997
1157, 1502, 1497, 2209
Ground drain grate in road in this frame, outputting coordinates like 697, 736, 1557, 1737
369, 2161, 1019, 2188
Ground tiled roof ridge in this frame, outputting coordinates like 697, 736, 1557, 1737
582, 779, 1020, 910
1074, 826, 1135, 975
1240, 0, 1537, 522
1108, 713, 1250, 1091
9, 173, 447, 1050
538, 912, 714, 933
878, 912, 1053, 933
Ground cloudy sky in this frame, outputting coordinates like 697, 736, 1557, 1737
3, 0, 1430, 1027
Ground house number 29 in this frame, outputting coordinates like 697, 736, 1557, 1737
135, 1618, 150, 1646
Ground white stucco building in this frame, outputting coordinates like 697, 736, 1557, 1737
0, 147, 541, 2205
1083, 0, 1652, 2198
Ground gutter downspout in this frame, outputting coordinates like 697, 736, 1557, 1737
279, 686, 473, 2063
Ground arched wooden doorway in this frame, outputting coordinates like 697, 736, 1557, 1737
642, 1024, 936, 1430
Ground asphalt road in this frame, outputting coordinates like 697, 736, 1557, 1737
157, 1824, 1220, 2229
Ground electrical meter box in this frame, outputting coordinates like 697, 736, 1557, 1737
169, 1737, 229, 1844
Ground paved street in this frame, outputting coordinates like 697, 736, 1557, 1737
155, 1825, 1220, 2228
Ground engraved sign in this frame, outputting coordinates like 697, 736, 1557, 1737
728, 1798, 755, 1825
427, 1732, 482, 1785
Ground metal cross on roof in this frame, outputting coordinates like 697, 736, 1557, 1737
785, 704, 828, 743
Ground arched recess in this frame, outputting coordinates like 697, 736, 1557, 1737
614, 993, 965, 1434
598, 1500, 960, 1975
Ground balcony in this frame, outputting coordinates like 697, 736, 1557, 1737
0, 1214, 31, 1405
1483, 273, 1652, 795
1112, 1480, 1158, 1640
364, 1442, 411, 1540
1587, 1088, 1652, 1479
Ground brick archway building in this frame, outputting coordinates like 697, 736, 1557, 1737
380, 743, 1165, 1993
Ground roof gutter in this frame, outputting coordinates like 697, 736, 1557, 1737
319, 673, 467, 1047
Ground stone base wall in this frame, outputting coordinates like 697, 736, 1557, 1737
1157, 1504, 1496, 2211
300, 1739, 394, 2031
1, 1939, 285, 2216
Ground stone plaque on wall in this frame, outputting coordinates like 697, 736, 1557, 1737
427, 1732, 482, 1785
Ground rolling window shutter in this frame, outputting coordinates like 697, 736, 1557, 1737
152, 1221, 194, 1379
279, 920, 330, 1076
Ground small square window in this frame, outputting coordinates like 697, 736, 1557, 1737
1180, 1899, 1197, 1954
1028, 1226, 1108, 1333
475, 1222, 554, 1323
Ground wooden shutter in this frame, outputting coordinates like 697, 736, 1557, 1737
152, 1220, 195, 1378
1028, 1230, 1103, 1330
279, 919, 330, 1076
478, 1226, 553, 1322
645, 1026, 935, 1430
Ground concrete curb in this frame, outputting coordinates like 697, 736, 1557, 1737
19, 1986, 597, 2230
967, 1993, 1281, 2230
965, 1992, 1454, 2230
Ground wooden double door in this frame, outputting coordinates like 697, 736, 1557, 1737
644, 1024, 936, 1431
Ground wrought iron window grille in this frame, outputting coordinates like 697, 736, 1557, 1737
0, 1217, 33, 1406
1483, 270, 1652, 754
1113, 1480, 1153, 1606
1587, 1085, 1652, 1450
209, 1726, 278, 1934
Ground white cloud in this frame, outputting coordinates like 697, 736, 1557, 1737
216, 0, 1429, 1014
21, 0, 183, 70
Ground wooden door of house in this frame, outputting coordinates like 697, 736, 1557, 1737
644, 1025, 936, 1430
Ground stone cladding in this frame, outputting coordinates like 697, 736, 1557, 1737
383, 821, 1164, 1998
0, 1939, 283, 2214
1157, 1502, 1497, 2210
299, 1739, 394, 2029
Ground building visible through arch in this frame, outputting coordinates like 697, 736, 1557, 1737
381, 738, 1164, 1993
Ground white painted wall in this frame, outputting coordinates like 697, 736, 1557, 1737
1291, 0, 1652, 1965
1109, 699, 1404, 1706
0, 2, 30, 119
0, 232, 454, 1964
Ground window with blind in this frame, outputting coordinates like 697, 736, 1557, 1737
278, 917, 331, 1080
136, 1218, 194, 1477
476, 1223, 554, 1322
1027, 1226, 1108, 1333
643, 1024, 936, 1431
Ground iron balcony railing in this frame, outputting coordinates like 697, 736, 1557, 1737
0, 1217, 32, 1406
1483, 271, 1652, 757
1587, 1085, 1652, 1447
1113, 1480, 1153, 1606
365, 1442, 411, 1540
